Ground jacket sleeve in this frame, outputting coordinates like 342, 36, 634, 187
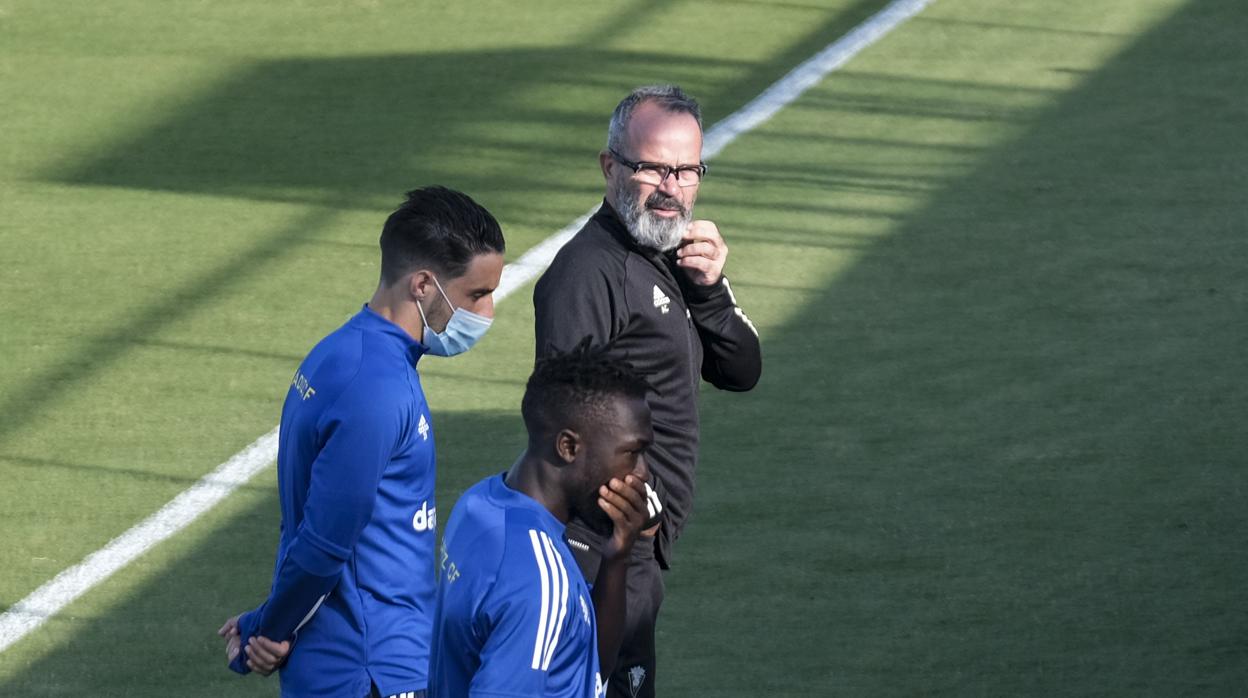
230, 389, 397, 674
468, 531, 571, 696
533, 258, 626, 359
683, 276, 762, 392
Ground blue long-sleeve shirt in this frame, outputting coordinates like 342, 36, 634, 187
429, 474, 603, 698
232, 305, 438, 697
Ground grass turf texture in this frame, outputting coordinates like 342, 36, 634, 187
2, 0, 1245, 695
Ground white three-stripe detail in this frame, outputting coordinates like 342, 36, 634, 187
539, 533, 559, 670
539, 532, 562, 671
528, 529, 552, 670
541, 532, 570, 671
527, 529, 571, 671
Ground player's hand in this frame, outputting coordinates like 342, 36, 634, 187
218, 615, 242, 665
244, 635, 291, 677
598, 467, 650, 562
675, 220, 727, 286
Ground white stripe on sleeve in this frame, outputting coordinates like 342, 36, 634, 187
538, 532, 563, 671
541, 532, 571, 671
528, 529, 552, 670
293, 593, 327, 635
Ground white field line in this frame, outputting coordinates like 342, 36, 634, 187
0, 0, 932, 654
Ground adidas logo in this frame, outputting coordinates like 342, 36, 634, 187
652, 285, 671, 314
418, 414, 430, 441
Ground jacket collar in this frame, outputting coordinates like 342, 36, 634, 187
354, 304, 428, 366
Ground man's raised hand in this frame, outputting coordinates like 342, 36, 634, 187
675, 220, 728, 286
598, 472, 650, 561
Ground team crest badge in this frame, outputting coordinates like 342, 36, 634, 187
627, 665, 646, 698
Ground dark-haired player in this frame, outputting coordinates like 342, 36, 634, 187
219, 186, 506, 698
428, 345, 654, 698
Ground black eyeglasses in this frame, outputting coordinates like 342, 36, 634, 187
609, 148, 707, 188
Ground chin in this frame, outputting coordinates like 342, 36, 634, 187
631, 211, 687, 252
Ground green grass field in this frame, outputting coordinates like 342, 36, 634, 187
3, 0, 1246, 695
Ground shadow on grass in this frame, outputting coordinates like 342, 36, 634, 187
665, 0, 1247, 695
2, 0, 892, 451
12, 0, 1247, 695
0, 410, 525, 697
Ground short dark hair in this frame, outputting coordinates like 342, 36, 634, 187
522, 340, 650, 442
378, 186, 505, 285
606, 85, 703, 154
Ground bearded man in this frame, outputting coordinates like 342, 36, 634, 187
532, 84, 762, 698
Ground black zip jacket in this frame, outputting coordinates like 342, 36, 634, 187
533, 201, 762, 567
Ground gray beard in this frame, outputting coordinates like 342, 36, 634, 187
611, 180, 690, 252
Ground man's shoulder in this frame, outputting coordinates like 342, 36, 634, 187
318, 326, 418, 399
491, 519, 580, 607
445, 479, 551, 548
545, 219, 630, 277
445, 477, 505, 544
442, 479, 509, 589
445, 481, 573, 596
304, 318, 406, 374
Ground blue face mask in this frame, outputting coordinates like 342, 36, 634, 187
416, 275, 492, 357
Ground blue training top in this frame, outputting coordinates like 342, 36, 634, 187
430, 473, 604, 698
232, 305, 438, 698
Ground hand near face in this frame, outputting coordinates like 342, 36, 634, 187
675, 220, 728, 286
597, 472, 650, 562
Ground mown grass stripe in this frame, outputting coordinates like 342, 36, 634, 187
0, 0, 933, 654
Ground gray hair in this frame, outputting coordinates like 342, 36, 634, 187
606, 85, 703, 153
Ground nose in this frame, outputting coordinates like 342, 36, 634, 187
633, 454, 649, 482
657, 171, 682, 197
479, 295, 496, 319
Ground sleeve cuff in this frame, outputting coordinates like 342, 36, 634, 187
228, 609, 260, 675
682, 275, 731, 305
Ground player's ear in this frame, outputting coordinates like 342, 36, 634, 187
554, 428, 581, 465
408, 269, 434, 302
599, 150, 613, 180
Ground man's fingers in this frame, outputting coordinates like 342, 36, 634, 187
599, 480, 647, 522
246, 658, 274, 677
680, 220, 728, 284
597, 487, 636, 519
598, 496, 621, 517
675, 241, 718, 259
605, 477, 647, 510
676, 255, 715, 274
217, 616, 240, 637
244, 654, 275, 676
683, 220, 723, 243
251, 636, 290, 657
599, 499, 644, 532
245, 637, 287, 668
